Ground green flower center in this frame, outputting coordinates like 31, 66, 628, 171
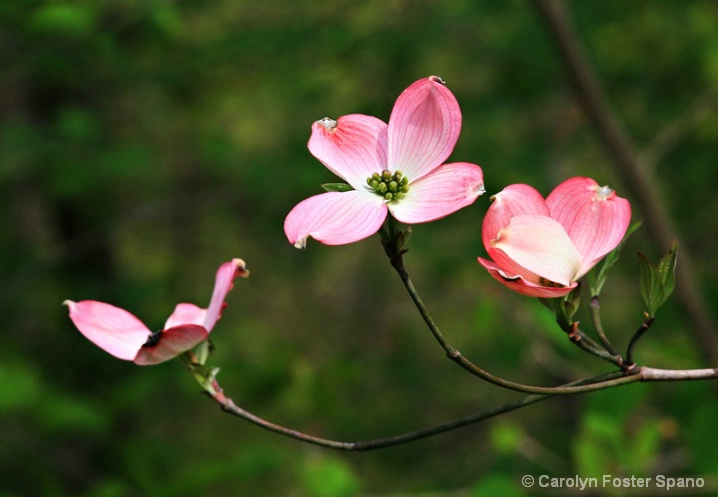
366, 169, 410, 201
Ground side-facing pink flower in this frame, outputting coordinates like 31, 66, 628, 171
478, 177, 631, 298
64, 258, 248, 365
284, 76, 485, 248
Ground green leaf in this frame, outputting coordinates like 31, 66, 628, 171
657, 240, 678, 298
588, 220, 642, 296
186, 362, 221, 394
538, 284, 581, 331
638, 240, 679, 316
321, 183, 354, 192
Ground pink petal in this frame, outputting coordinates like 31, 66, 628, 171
478, 258, 577, 298
165, 303, 206, 330
489, 214, 583, 287
284, 190, 387, 248
482, 184, 550, 251
546, 177, 631, 277
388, 162, 484, 224
133, 325, 209, 366
387, 77, 462, 181
202, 258, 248, 332
163, 259, 247, 333
308, 114, 389, 189
64, 300, 151, 360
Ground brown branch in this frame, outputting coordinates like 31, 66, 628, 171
532, 0, 718, 363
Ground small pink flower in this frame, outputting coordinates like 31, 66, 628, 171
478, 177, 631, 298
284, 76, 485, 248
64, 259, 248, 365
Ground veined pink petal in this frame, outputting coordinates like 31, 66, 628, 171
388, 162, 484, 224
478, 258, 576, 298
387, 77, 461, 181
203, 258, 248, 332
546, 177, 631, 277
490, 214, 583, 287
284, 190, 387, 248
308, 114, 389, 189
64, 300, 151, 360
165, 303, 206, 330
482, 184, 550, 251
134, 325, 209, 366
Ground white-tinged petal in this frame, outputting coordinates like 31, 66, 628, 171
308, 114, 389, 189
388, 162, 484, 224
284, 190, 387, 248
490, 214, 583, 287
388, 77, 462, 181
482, 184, 550, 251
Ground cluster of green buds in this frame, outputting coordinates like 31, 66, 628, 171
367, 169, 410, 201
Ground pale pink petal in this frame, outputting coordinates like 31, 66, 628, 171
490, 214, 583, 287
284, 190, 387, 248
478, 258, 576, 298
308, 114, 389, 189
133, 325, 209, 366
388, 162, 484, 224
387, 77, 462, 181
64, 300, 150, 360
164, 303, 206, 330
202, 258, 248, 332
546, 176, 631, 276
482, 184, 550, 251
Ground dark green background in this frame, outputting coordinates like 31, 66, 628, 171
2, 1, 718, 495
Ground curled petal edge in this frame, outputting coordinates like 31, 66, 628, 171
478, 258, 576, 298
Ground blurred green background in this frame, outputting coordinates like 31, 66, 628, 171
2, 0, 718, 495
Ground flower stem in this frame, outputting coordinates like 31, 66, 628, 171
589, 295, 621, 357
387, 250, 634, 394
204, 370, 625, 451
199, 364, 718, 451
625, 315, 655, 368
565, 324, 626, 369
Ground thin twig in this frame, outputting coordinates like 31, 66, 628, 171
588, 295, 621, 357
626, 316, 656, 367
204, 371, 626, 451
199, 364, 718, 450
389, 253, 629, 393
532, 0, 718, 363
567, 326, 625, 368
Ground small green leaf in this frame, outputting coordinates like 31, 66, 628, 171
187, 363, 220, 394
321, 183, 354, 192
588, 220, 642, 296
538, 284, 580, 331
194, 340, 211, 365
637, 241, 679, 317
658, 240, 678, 298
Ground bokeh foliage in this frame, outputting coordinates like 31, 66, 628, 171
2, 0, 718, 495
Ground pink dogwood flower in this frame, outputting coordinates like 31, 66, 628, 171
64, 258, 248, 365
284, 76, 485, 248
478, 177, 631, 298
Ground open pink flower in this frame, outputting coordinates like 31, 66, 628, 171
284, 76, 485, 248
64, 259, 248, 365
478, 177, 631, 298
